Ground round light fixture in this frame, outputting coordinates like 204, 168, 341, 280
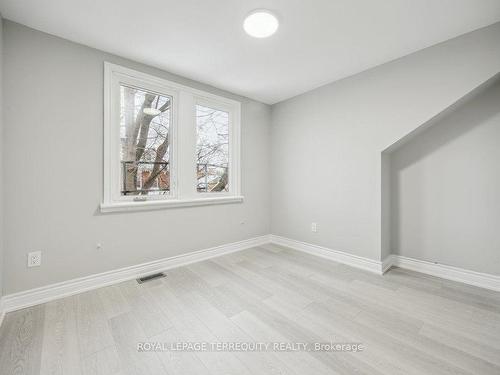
143, 107, 161, 116
243, 10, 279, 38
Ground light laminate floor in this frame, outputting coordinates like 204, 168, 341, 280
1, 244, 499, 375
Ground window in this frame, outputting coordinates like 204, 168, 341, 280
120, 86, 172, 197
196, 104, 230, 193
102, 63, 241, 212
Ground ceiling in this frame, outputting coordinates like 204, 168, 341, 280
1, 1, 500, 104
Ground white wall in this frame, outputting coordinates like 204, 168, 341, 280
3, 19, 500, 295
2, 21, 271, 294
390, 80, 500, 275
271, 22, 500, 261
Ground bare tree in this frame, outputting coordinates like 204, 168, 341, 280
120, 89, 229, 195
121, 87, 171, 195
195, 105, 229, 192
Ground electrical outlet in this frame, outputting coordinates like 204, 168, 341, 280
27, 251, 42, 267
311, 222, 317, 232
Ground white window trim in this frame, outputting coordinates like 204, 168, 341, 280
102, 62, 242, 213
194, 96, 240, 199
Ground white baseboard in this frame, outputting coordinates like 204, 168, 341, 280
3, 234, 497, 320
0, 301, 5, 328
0, 235, 271, 315
270, 235, 384, 274
381, 255, 395, 274
384, 255, 500, 292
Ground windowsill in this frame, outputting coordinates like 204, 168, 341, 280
100, 195, 244, 213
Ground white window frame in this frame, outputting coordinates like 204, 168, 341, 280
105, 73, 179, 204
101, 63, 242, 213
194, 96, 239, 199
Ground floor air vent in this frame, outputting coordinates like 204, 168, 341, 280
137, 272, 166, 284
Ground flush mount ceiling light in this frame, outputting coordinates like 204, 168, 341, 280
143, 107, 161, 116
243, 10, 279, 38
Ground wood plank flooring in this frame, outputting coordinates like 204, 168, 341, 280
1, 244, 499, 375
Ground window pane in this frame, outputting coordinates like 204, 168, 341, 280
120, 85, 171, 196
196, 105, 229, 193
